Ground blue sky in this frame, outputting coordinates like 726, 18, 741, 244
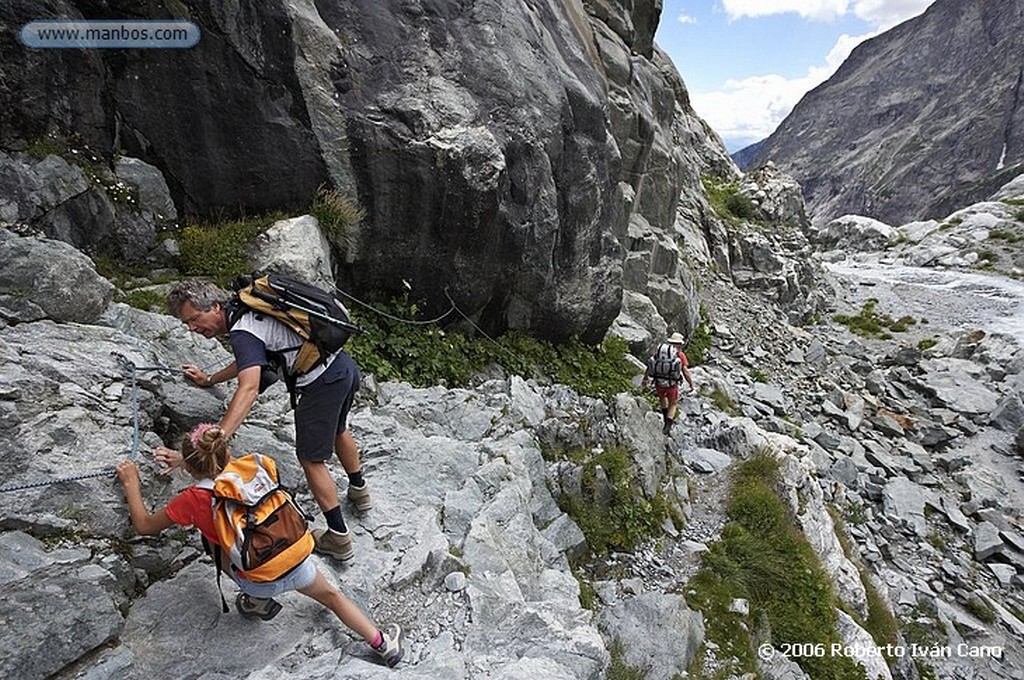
654, 0, 938, 152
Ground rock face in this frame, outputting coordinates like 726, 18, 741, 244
0, 230, 113, 323
749, 0, 1024, 227
0, 0, 733, 343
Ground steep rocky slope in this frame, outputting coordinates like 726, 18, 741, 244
749, 0, 1024, 228
2, 169, 1023, 678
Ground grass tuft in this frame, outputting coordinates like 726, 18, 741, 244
310, 185, 364, 256
685, 453, 869, 679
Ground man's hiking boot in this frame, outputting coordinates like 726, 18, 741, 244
347, 482, 372, 512
662, 418, 674, 435
235, 593, 282, 621
312, 527, 354, 561
373, 623, 404, 667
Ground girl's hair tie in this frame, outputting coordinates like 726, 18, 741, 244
189, 423, 217, 449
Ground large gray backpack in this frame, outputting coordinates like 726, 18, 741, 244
648, 343, 682, 387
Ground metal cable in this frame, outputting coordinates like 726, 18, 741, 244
0, 353, 158, 494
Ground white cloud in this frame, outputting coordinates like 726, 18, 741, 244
695, 1, 936, 150
690, 29, 879, 150
722, 0, 933, 27
721, 0, 849, 22
691, 73, 811, 149
676, 13, 698, 24
852, 0, 934, 30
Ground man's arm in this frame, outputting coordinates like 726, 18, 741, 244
183, 361, 238, 388
218, 364, 262, 438
682, 364, 695, 391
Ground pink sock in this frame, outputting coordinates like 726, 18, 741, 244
371, 630, 384, 649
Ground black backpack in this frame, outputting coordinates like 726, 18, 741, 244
227, 273, 363, 395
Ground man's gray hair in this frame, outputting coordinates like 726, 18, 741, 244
166, 281, 228, 317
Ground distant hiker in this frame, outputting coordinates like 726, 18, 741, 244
163, 280, 369, 562
117, 425, 403, 667
641, 332, 695, 434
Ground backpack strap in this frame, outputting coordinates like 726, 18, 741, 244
195, 479, 228, 613
200, 535, 230, 614
224, 298, 248, 330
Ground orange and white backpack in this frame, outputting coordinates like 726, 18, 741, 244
198, 453, 314, 609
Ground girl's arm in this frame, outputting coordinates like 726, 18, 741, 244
116, 460, 175, 535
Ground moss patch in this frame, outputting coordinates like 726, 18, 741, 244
551, 446, 670, 555
833, 298, 915, 339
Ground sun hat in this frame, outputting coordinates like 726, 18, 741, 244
667, 332, 686, 345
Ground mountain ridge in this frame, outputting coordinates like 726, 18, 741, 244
750, 0, 1024, 227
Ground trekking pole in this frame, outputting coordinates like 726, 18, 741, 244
248, 287, 365, 335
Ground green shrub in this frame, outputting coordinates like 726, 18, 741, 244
702, 176, 757, 224
122, 288, 167, 312
607, 640, 647, 680
551, 446, 670, 555
686, 309, 713, 365
988, 228, 1022, 243
685, 453, 868, 679
964, 596, 997, 624
346, 296, 637, 399
709, 387, 738, 416
178, 212, 286, 285
833, 298, 916, 339
24, 134, 67, 158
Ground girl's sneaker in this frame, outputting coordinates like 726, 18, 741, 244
373, 623, 404, 667
235, 593, 282, 621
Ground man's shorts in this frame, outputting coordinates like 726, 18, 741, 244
655, 384, 680, 402
294, 351, 360, 462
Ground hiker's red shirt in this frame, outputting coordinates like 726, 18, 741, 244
165, 486, 218, 544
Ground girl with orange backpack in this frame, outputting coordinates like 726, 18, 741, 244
116, 424, 403, 667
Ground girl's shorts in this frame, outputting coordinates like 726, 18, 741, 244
231, 557, 317, 598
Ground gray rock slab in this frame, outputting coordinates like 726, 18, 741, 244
753, 382, 788, 413
0, 230, 113, 324
114, 156, 177, 223
682, 447, 732, 474
974, 521, 1005, 561
0, 565, 124, 680
916, 364, 999, 415
250, 215, 334, 289
599, 592, 704, 680
882, 477, 929, 536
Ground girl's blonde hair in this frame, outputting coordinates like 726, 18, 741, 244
181, 423, 230, 478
